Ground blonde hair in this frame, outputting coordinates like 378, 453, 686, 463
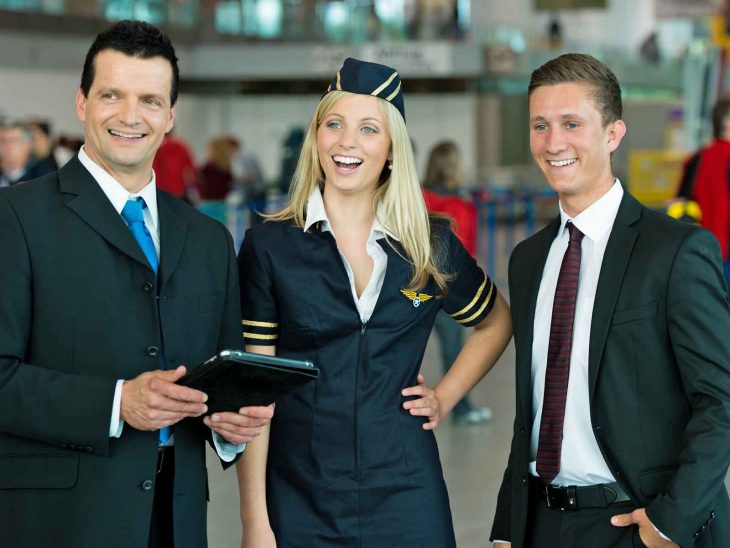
268, 90, 452, 292
424, 140, 463, 192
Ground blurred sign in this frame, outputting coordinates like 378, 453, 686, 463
535, 0, 607, 9
656, 0, 717, 19
360, 44, 452, 75
312, 44, 452, 77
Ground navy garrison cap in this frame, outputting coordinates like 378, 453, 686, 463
326, 57, 405, 121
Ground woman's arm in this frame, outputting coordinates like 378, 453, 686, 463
403, 291, 512, 429
237, 344, 277, 548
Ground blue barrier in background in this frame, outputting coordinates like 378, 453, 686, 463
200, 188, 557, 283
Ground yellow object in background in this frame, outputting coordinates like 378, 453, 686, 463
627, 149, 686, 208
666, 198, 702, 224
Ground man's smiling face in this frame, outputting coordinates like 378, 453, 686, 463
76, 49, 174, 189
529, 82, 625, 215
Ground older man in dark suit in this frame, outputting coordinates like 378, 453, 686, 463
491, 54, 730, 548
0, 20, 272, 548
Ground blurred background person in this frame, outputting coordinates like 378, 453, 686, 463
423, 140, 493, 424
676, 96, 730, 289
27, 118, 59, 174
153, 129, 197, 203
196, 135, 234, 223
0, 121, 53, 187
230, 136, 266, 225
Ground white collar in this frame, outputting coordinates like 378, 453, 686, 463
303, 187, 399, 242
78, 145, 159, 232
558, 179, 623, 243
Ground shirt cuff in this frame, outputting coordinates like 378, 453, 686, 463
109, 379, 125, 438
212, 431, 246, 462
492, 542, 510, 545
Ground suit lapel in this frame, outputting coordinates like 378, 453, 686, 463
588, 192, 641, 399
517, 217, 560, 422
61, 157, 152, 271
157, 191, 189, 288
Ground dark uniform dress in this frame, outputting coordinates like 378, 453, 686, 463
238, 219, 498, 548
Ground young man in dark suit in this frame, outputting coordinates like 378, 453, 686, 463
491, 54, 730, 548
0, 20, 272, 548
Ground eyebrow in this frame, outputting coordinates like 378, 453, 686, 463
327, 113, 383, 124
530, 114, 586, 123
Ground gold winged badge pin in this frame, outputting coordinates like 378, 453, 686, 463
400, 289, 433, 308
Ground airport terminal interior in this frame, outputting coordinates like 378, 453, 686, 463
2, 0, 730, 546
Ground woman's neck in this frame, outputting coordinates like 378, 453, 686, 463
323, 187, 375, 236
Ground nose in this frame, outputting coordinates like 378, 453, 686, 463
118, 98, 141, 126
544, 128, 567, 154
337, 126, 358, 149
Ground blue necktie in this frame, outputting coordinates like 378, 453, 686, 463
121, 198, 170, 445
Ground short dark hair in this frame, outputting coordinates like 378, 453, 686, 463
80, 20, 179, 105
712, 96, 730, 139
528, 53, 622, 126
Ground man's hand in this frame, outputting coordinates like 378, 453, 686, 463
121, 365, 208, 431
402, 374, 442, 430
612, 508, 678, 547
204, 405, 274, 444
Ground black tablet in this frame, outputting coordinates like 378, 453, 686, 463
178, 350, 319, 413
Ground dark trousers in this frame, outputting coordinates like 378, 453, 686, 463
525, 491, 644, 548
148, 448, 175, 548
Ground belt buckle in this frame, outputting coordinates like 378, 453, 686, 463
545, 485, 578, 511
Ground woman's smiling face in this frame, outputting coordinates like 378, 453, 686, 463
317, 93, 391, 197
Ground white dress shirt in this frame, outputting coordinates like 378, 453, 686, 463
79, 147, 242, 461
529, 180, 624, 486
303, 188, 398, 323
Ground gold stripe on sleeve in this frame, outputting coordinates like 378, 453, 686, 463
243, 332, 279, 340
450, 273, 487, 319
454, 281, 495, 325
242, 319, 279, 328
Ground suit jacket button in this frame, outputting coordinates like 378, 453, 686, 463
522, 477, 527, 486
141, 479, 154, 492
146, 346, 160, 358
143, 282, 154, 293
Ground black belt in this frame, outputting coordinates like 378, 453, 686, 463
156, 446, 173, 474
529, 475, 631, 511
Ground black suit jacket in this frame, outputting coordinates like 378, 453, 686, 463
0, 157, 242, 547
492, 192, 730, 547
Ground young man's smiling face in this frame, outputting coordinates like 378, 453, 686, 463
76, 49, 175, 191
529, 82, 626, 216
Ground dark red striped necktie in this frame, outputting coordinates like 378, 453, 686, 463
537, 221, 584, 484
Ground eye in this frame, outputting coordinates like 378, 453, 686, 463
144, 98, 162, 107
361, 126, 378, 135
102, 92, 118, 100
532, 123, 547, 132
565, 122, 579, 129
326, 120, 342, 130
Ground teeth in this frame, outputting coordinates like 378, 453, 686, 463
109, 130, 143, 139
549, 158, 576, 167
333, 155, 362, 165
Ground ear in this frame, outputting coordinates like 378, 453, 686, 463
166, 107, 175, 134
75, 89, 87, 123
606, 119, 626, 153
